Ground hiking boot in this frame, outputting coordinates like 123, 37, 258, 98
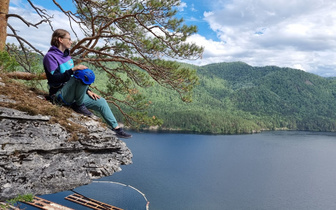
71, 103, 93, 117
113, 127, 132, 138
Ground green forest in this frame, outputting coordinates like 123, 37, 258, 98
104, 61, 336, 134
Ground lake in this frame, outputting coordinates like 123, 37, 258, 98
21, 131, 336, 210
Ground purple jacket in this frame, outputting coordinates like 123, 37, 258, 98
43, 46, 75, 95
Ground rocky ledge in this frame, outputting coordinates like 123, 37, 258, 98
0, 106, 133, 201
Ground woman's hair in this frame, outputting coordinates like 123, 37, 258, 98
50, 29, 70, 47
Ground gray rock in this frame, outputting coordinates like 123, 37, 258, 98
0, 95, 16, 104
0, 107, 133, 201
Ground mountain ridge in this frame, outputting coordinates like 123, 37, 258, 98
136, 61, 336, 134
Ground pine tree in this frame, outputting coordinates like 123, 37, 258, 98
1, 0, 204, 127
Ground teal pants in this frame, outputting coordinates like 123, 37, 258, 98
56, 77, 118, 128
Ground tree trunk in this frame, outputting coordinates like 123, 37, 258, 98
0, 0, 9, 51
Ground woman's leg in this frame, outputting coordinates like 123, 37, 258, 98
82, 94, 119, 129
57, 77, 88, 105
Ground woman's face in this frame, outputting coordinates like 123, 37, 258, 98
59, 33, 72, 49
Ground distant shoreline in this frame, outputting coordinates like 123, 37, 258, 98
132, 126, 336, 135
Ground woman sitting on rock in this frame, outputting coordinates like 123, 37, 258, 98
43, 29, 132, 139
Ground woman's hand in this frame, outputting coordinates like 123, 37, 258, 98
72, 64, 88, 71
87, 90, 100, 100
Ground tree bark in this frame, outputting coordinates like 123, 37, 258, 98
0, 0, 9, 51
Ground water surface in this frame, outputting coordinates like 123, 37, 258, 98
26, 131, 336, 210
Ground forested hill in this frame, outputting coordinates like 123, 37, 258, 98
135, 62, 336, 134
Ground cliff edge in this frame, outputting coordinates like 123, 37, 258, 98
0, 75, 133, 201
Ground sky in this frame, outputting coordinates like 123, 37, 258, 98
7, 0, 336, 77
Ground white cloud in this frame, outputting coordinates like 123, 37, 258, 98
177, 2, 187, 11
190, 0, 336, 76
190, 3, 197, 12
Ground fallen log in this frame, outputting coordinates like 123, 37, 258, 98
5, 72, 46, 80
